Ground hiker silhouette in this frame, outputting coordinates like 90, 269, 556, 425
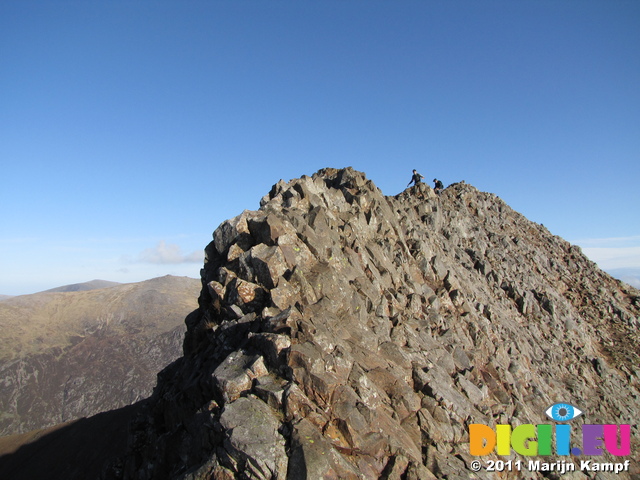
407, 169, 424, 188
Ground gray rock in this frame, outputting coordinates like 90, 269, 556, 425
106, 168, 640, 480
219, 396, 288, 480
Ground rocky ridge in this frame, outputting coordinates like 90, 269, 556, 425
108, 168, 640, 479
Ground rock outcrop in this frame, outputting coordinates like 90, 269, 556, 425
106, 168, 639, 479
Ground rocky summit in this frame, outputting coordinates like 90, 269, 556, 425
105, 168, 639, 479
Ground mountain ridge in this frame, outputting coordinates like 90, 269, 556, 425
41, 279, 122, 293
105, 167, 639, 479
2, 168, 638, 479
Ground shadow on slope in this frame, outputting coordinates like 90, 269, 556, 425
0, 401, 142, 480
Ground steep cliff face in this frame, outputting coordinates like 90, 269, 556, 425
109, 168, 639, 479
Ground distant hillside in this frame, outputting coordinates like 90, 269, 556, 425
0, 275, 200, 436
41, 279, 121, 293
0, 296, 12, 302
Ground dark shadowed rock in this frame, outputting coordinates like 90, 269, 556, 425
0, 403, 140, 480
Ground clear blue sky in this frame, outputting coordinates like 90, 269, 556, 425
1, 0, 639, 295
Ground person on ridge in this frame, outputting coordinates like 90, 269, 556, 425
407, 169, 424, 188
433, 178, 444, 195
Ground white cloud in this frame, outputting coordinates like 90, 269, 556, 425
567, 236, 640, 289
608, 270, 640, 289
575, 235, 640, 248
581, 246, 640, 270
573, 235, 640, 271
138, 241, 203, 265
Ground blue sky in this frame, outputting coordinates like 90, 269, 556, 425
1, 0, 639, 295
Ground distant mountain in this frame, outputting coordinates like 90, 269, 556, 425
0, 280, 119, 299
0, 275, 200, 437
41, 279, 121, 293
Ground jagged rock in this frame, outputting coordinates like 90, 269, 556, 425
218, 395, 288, 480
287, 417, 362, 479
211, 351, 268, 403
105, 168, 640, 479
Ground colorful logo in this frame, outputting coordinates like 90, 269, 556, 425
469, 403, 631, 457
545, 403, 583, 422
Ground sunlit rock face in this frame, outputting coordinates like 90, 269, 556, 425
108, 168, 640, 479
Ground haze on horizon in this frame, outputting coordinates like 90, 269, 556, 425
1, 1, 638, 296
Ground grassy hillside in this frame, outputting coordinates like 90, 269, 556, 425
0, 275, 199, 362
0, 275, 201, 436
